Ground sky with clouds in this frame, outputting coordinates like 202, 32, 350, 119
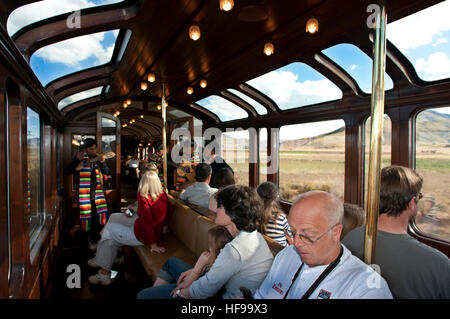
8, 0, 121, 88
7, 0, 122, 36
387, 0, 450, 82
58, 86, 103, 110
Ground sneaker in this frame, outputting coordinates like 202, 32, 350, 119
87, 257, 100, 268
88, 271, 112, 286
88, 241, 98, 252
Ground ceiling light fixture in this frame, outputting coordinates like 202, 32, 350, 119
187, 87, 194, 95
189, 25, 201, 41
148, 72, 156, 83
219, 0, 234, 11
157, 104, 162, 110
264, 42, 274, 56
140, 114, 144, 118
306, 17, 319, 34
123, 101, 128, 108
141, 82, 148, 90
200, 79, 207, 88
126, 99, 132, 105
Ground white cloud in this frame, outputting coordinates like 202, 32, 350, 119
349, 64, 358, 70
387, 1, 450, 52
7, 0, 123, 36
248, 70, 342, 109
415, 52, 450, 80
58, 86, 103, 109
280, 120, 345, 141
433, 37, 448, 47
96, 43, 116, 65
33, 31, 116, 67
198, 96, 248, 121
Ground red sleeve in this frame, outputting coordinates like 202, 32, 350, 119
136, 193, 157, 245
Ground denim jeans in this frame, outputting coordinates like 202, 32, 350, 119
136, 258, 192, 299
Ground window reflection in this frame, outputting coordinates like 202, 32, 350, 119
415, 107, 450, 240
27, 107, 44, 246
101, 117, 117, 190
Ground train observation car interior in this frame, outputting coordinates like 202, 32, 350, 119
0, 0, 449, 299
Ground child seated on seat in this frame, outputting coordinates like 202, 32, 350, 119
138, 226, 233, 298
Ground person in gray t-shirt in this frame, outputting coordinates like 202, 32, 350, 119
342, 165, 450, 299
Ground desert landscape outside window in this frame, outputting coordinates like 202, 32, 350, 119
279, 120, 346, 202
415, 107, 450, 241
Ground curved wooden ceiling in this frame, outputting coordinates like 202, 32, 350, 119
0, 0, 445, 139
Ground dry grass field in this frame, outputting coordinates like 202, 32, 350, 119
223, 144, 450, 241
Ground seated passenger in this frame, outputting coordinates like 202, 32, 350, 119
342, 165, 450, 298
137, 185, 274, 299
253, 190, 392, 299
140, 226, 233, 298
87, 171, 173, 286
180, 163, 218, 209
208, 167, 235, 211
341, 203, 366, 239
257, 181, 289, 247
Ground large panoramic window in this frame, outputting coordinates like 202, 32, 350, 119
221, 130, 250, 185
58, 86, 103, 110
7, 0, 124, 36
415, 107, 450, 241
322, 43, 394, 93
27, 107, 44, 248
246, 62, 342, 110
195, 95, 248, 122
227, 89, 268, 115
30, 30, 119, 86
387, 1, 450, 82
279, 120, 346, 202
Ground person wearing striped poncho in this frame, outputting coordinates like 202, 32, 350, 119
64, 138, 109, 251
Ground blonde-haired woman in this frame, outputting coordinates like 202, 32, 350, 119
88, 171, 173, 285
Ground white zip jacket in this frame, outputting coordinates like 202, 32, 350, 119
254, 244, 393, 299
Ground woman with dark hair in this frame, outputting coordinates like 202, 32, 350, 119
208, 167, 235, 211
137, 185, 274, 299
256, 182, 289, 247
210, 167, 235, 189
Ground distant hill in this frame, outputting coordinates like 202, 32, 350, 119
280, 110, 450, 150
220, 110, 450, 150
416, 110, 450, 144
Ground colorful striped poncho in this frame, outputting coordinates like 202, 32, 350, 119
78, 154, 108, 231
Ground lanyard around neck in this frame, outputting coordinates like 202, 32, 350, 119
283, 245, 344, 299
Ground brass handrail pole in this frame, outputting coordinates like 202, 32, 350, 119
364, 0, 387, 265
162, 83, 168, 192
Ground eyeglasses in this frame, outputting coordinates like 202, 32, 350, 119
284, 223, 339, 246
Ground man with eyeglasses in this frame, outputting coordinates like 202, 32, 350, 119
343, 165, 450, 299
252, 190, 392, 299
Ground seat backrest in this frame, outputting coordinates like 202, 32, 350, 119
262, 234, 284, 257
169, 198, 199, 254
194, 215, 216, 257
